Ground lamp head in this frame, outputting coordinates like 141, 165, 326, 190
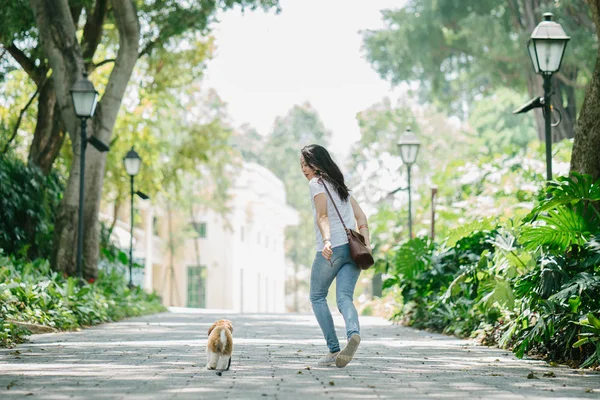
70, 72, 99, 118
397, 127, 421, 166
123, 147, 142, 177
527, 12, 570, 75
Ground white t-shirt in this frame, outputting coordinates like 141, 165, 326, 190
309, 177, 356, 252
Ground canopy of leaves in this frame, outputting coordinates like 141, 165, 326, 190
362, 0, 596, 115
235, 103, 331, 271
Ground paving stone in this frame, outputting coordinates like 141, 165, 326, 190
1, 308, 599, 399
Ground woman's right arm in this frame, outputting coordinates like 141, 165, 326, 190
350, 196, 370, 248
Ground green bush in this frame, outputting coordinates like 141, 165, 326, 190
382, 173, 600, 368
0, 253, 166, 347
0, 155, 63, 260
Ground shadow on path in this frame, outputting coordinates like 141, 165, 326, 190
1, 308, 599, 399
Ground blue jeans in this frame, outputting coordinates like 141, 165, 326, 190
310, 244, 361, 353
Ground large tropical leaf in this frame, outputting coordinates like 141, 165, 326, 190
582, 235, 600, 269
525, 172, 600, 222
444, 218, 497, 248
389, 237, 434, 280
520, 204, 597, 252
479, 278, 515, 310
549, 273, 600, 304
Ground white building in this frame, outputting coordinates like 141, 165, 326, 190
104, 162, 298, 313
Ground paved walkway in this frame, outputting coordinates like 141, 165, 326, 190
1, 308, 599, 399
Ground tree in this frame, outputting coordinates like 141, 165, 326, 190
570, 0, 600, 180
468, 88, 538, 155
29, 0, 141, 280
362, 0, 596, 142
261, 103, 331, 311
0, 69, 38, 156
1, 0, 279, 280
231, 124, 265, 165
348, 95, 481, 207
348, 97, 416, 205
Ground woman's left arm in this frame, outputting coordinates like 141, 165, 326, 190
350, 196, 370, 249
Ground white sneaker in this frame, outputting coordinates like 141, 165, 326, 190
336, 334, 360, 368
317, 351, 339, 366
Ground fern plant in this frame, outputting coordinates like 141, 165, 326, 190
520, 173, 600, 253
573, 313, 600, 368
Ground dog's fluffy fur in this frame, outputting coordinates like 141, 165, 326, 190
206, 319, 233, 373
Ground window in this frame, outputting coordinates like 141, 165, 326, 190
187, 266, 207, 308
191, 222, 207, 238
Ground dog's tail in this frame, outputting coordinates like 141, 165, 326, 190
220, 329, 227, 349
213, 328, 230, 353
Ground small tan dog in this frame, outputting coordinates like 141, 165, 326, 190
206, 319, 233, 375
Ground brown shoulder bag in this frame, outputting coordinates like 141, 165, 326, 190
319, 179, 374, 270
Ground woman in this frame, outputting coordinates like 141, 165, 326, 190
300, 144, 370, 368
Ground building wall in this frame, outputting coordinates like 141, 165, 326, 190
179, 162, 298, 313
101, 162, 297, 313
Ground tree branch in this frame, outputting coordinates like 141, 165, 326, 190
139, 39, 160, 59
94, 0, 140, 143
6, 43, 44, 84
2, 77, 46, 154
29, 0, 85, 141
90, 58, 116, 72
555, 71, 588, 89
81, 0, 109, 66
70, 4, 83, 27
507, 0, 524, 31
565, 4, 595, 32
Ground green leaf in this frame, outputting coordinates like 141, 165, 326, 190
588, 313, 600, 330
390, 237, 434, 280
573, 338, 590, 348
568, 296, 581, 313
520, 204, 595, 252
118, 251, 129, 266
526, 173, 600, 221
382, 277, 399, 290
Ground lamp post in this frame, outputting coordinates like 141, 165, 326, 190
397, 127, 421, 239
527, 12, 570, 181
123, 147, 142, 288
70, 72, 99, 281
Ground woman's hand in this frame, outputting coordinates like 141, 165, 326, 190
322, 241, 333, 260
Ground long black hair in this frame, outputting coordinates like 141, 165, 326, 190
301, 144, 350, 202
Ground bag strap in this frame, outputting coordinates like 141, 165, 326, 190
318, 178, 349, 232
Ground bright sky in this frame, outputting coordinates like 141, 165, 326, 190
203, 0, 406, 161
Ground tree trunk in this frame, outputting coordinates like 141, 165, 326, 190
30, 0, 140, 279
527, 69, 577, 145
551, 72, 577, 141
28, 80, 67, 175
570, 0, 600, 181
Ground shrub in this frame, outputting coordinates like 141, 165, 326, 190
0, 253, 166, 347
0, 155, 63, 260
382, 173, 600, 368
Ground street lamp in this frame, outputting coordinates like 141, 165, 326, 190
123, 147, 149, 288
527, 12, 570, 181
70, 72, 99, 282
397, 127, 421, 239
